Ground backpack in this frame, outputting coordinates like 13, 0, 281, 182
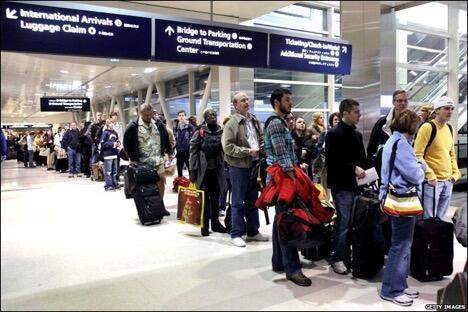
199, 127, 222, 159
423, 121, 454, 156
253, 115, 288, 189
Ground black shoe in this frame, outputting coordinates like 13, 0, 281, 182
211, 221, 227, 233
163, 210, 171, 217
286, 272, 312, 287
201, 228, 210, 236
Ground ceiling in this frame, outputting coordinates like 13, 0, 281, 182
1, 1, 298, 122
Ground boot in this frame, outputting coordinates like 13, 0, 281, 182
210, 201, 227, 233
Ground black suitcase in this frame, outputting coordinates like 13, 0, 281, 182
133, 184, 166, 225
410, 184, 454, 282
301, 223, 333, 261
348, 192, 384, 279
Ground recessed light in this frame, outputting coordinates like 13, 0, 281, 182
131, 73, 139, 76
110, 58, 120, 63
60, 70, 69, 74
144, 67, 157, 74
105, 85, 112, 88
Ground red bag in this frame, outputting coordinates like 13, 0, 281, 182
172, 176, 191, 192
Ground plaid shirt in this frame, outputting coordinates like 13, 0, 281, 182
264, 112, 297, 172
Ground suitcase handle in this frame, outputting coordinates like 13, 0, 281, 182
421, 181, 437, 220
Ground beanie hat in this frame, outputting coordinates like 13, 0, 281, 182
433, 96, 455, 111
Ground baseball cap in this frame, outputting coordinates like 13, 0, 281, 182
433, 96, 455, 111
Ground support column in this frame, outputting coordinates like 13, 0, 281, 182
90, 100, 96, 121
188, 71, 196, 115
218, 66, 232, 123
155, 81, 172, 128
109, 96, 116, 114
197, 68, 213, 125
145, 83, 154, 105
116, 95, 126, 127
327, 7, 335, 124
448, 3, 459, 139
341, 1, 382, 146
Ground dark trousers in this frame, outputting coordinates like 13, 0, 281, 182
201, 169, 221, 230
176, 150, 190, 177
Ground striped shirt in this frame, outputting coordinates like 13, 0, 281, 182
264, 112, 297, 172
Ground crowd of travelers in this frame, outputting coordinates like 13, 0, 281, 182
1, 89, 463, 307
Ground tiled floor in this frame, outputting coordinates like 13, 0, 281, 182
1, 159, 466, 311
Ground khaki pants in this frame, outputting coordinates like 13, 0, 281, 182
47, 151, 55, 169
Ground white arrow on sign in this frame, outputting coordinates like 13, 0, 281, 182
165, 26, 175, 36
6, 8, 18, 19
342, 46, 347, 53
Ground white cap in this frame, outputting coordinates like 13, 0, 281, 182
433, 96, 455, 111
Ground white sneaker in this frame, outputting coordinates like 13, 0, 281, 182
245, 233, 269, 242
380, 294, 413, 306
404, 288, 419, 298
331, 261, 349, 275
231, 237, 246, 247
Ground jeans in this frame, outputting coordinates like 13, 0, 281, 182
176, 150, 190, 177
423, 181, 454, 220
67, 147, 82, 174
104, 158, 118, 189
229, 166, 260, 238
330, 190, 355, 263
90, 143, 99, 167
381, 216, 416, 298
272, 203, 301, 275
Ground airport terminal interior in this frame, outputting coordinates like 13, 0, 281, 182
1, 1, 467, 311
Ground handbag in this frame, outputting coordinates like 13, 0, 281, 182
177, 184, 205, 227
39, 147, 50, 157
56, 148, 67, 159
381, 139, 423, 217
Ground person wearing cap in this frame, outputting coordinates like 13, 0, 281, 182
414, 96, 461, 220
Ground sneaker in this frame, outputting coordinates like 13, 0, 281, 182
245, 233, 269, 242
380, 294, 413, 306
331, 261, 349, 275
231, 237, 246, 247
404, 288, 419, 299
286, 272, 312, 287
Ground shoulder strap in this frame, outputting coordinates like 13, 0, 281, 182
448, 123, 453, 137
264, 115, 287, 131
386, 139, 400, 189
424, 121, 437, 156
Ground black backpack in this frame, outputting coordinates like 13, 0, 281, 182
422, 121, 454, 156
199, 127, 222, 159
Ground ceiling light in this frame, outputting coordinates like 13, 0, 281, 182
144, 67, 157, 74
131, 73, 139, 76
110, 58, 120, 63
105, 85, 112, 88
60, 70, 69, 74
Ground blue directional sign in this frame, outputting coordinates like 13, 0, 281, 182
269, 34, 352, 75
40, 97, 90, 112
1, 1, 151, 60
155, 19, 268, 67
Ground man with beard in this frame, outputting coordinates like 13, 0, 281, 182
222, 92, 268, 247
264, 88, 311, 287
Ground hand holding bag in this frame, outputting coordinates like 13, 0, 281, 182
381, 139, 423, 217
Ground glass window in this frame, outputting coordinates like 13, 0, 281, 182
460, 39, 467, 72
459, 9, 467, 36
165, 76, 189, 98
397, 68, 447, 102
396, 2, 448, 31
333, 10, 340, 38
398, 30, 448, 68
167, 98, 189, 120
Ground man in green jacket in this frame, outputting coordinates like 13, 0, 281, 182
222, 92, 269, 247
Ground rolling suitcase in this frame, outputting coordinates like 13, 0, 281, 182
411, 184, 453, 281
133, 184, 166, 225
348, 193, 384, 279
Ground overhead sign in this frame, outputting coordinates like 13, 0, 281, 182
1, 1, 151, 59
155, 19, 268, 67
269, 34, 352, 75
40, 97, 90, 112
2, 123, 52, 129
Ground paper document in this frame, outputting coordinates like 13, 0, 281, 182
356, 167, 379, 186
